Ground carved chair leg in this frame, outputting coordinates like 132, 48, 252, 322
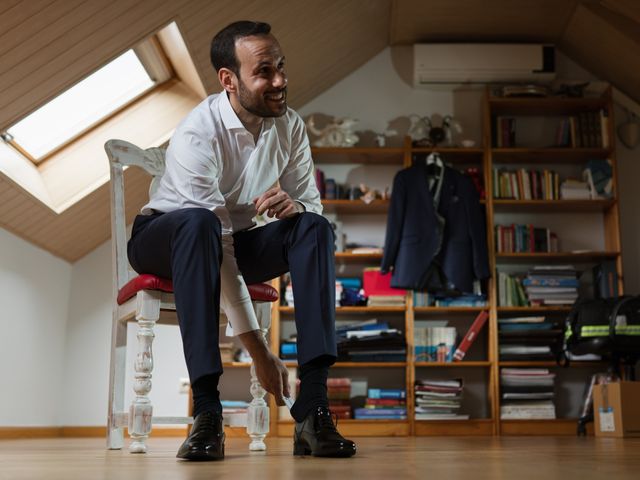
247, 314, 270, 451
129, 292, 159, 453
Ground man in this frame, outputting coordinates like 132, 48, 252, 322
127, 20, 356, 460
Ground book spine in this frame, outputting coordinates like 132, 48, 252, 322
453, 310, 489, 361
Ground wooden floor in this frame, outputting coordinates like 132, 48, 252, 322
1, 436, 640, 479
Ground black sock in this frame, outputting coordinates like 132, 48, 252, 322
191, 373, 222, 418
290, 355, 333, 422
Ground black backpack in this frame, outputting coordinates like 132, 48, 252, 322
564, 296, 640, 358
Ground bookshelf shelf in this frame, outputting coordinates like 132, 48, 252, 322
283, 361, 407, 368
279, 306, 405, 314
415, 361, 491, 368
311, 146, 404, 164
497, 306, 572, 314
491, 147, 611, 163
492, 199, 616, 212
321, 199, 389, 214
498, 361, 606, 368
411, 147, 484, 163
335, 251, 383, 263
221, 362, 252, 368
414, 307, 488, 314
488, 96, 608, 115
494, 251, 620, 263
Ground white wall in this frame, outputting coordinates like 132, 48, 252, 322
0, 228, 71, 426
60, 239, 189, 426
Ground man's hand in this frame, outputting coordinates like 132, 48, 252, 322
237, 330, 290, 405
253, 187, 303, 219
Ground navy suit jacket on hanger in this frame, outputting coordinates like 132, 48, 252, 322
381, 162, 490, 292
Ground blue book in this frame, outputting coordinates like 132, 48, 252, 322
523, 278, 579, 287
368, 388, 406, 399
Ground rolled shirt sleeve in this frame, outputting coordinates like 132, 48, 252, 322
163, 128, 260, 335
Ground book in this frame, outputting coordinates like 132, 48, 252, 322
453, 310, 489, 361
367, 388, 406, 399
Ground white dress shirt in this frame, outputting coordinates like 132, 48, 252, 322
142, 92, 322, 334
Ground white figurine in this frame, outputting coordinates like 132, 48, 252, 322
306, 115, 359, 147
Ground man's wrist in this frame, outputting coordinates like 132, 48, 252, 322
238, 329, 271, 360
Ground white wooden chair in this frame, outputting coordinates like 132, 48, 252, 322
105, 139, 277, 454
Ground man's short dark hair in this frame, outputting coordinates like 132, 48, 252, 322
210, 21, 271, 76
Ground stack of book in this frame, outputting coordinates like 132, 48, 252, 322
560, 178, 591, 199
363, 268, 406, 307
336, 319, 406, 362
524, 266, 580, 306
414, 326, 457, 362
498, 271, 528, 307
498, 316, 562, 360
492, 167, 560, 200
327, 377, 352, 419
414, 379, 468, 420
361, 395, 406, 418
495, 224, 558, 253
221, 400, 249, 426
500, 368, 556, 419
354, 388, 407, 420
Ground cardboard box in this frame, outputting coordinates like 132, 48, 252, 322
593, 381, 640, 437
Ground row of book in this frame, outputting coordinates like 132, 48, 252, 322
493, 110, 610, 149
415, 311, 489, 362
495, 224, 558, 253
492, 168, 560, 200
555, 111, 610, 149
500, 368, 556, 419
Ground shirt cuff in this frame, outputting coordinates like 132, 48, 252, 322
223, 301, 260, 336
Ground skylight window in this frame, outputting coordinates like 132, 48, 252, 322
2, 49, 158, 162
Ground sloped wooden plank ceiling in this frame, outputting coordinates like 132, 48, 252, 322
1, 0, 640, 262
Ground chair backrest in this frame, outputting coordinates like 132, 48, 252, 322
105, 139, 166, 292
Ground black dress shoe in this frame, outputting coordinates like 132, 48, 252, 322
176, 411, 225, 461
293, 406, 356, 457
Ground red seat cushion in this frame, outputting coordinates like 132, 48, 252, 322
117, 273, 278, 305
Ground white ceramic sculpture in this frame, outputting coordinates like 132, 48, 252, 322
306, 115, 359, 147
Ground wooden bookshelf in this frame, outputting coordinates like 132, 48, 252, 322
267, 87, 622, 438
311, 146, 404, 164
279, 306, 405, 314
335, 251, 383, 263
321, 199, 389, 214
489, 86, 622, 436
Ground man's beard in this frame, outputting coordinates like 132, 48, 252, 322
238, 80, 287, 118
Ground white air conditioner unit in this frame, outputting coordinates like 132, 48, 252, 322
413, 44, 555, 86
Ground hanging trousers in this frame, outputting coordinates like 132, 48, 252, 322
127, 207, 337, 384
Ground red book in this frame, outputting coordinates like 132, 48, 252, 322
453, 310, 489, 361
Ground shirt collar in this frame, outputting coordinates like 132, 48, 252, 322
218, 91, 276, 137
218, 91, 245, 130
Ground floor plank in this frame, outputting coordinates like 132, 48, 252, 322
1, 436, 639, 479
